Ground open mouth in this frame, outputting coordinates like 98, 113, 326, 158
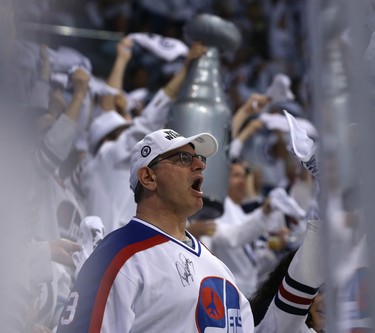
191, 177, 203, 192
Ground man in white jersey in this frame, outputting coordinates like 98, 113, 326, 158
56, 128, 254, 333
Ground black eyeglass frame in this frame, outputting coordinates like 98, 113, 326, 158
148, 151, 207, 168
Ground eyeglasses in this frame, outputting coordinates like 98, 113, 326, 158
148, 151, 206, 168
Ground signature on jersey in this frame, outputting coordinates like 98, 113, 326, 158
176, 253, 195, 286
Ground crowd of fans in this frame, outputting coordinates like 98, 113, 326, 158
0, 0, 329, 332
16, 0, 310, 110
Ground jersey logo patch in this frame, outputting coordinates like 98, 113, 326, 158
196, 277, 243, 332
201, 287, 225, 320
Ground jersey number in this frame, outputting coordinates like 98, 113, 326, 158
60, 292, 79, 325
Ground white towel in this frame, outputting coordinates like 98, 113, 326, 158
259, 112, 318, 139
48, 46, 92, 73
269, 187, 306, 220
284, 110, 319, 178
128, 33, 188, 62
50, 69, 119, 96
72, 216, 105, 278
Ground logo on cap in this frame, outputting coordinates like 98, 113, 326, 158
164, 130, 181, 141
141, 145, 151, 157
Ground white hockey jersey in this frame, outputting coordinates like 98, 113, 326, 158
56, 218, 254, 333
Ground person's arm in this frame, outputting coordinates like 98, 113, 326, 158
138, 41, 208, 125
256, 220, 325, 333
101, 37, 133, 112
163, 41, 207, 99
212, 203, 272, 248
230, 118, 264, 159
27, 239, 81, 285
109, 42, 209, 162
64, 68, 90, 122
49, 238, 82, 267
35, 68, 90, 177
232, 93, 270, 138
236, 118, 264, 143
254, 105, 325, 333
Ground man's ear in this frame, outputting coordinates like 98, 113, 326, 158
137, 167, 157, 191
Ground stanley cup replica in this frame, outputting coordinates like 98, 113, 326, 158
166, 14, 242, 219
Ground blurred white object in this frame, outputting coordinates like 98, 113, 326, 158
128, 33, 188, 62
265, 73, 294, 103
259, 112, 318, 139
283, 110, 315, 162
125, 87, 149, 112
89, 76, 120, 96
48, 46, 92, 73
284, 110, 319, 178
72, 216, 105, 278
51, 69, 119, 97
88, 111, 132, 153
269, 187, 306, 220
364, 31, 375, 77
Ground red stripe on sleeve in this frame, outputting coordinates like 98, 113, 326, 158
88, 234, 168, 333
279, 282, 314, 306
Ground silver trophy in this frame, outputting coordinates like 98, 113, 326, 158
167, 14, 241, 219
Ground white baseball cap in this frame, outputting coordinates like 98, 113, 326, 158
130, 129, 218, 191
89, 111, 131, 153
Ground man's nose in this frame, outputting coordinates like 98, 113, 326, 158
192, 156, 206, 171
